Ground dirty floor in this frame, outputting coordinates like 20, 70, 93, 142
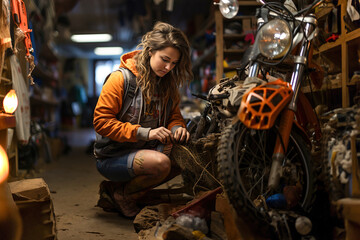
37, 128, 138, 240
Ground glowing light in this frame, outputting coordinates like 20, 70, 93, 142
71, 34, 112, 43
3, 90, 18, 114
0, 145, 9, 183
94, 47, 124, 56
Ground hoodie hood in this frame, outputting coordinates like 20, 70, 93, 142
119, 50, 141, 77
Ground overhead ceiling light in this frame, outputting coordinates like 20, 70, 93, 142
71, 34, 112, 43
94, 47, 124, 56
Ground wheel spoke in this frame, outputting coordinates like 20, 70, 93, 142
248, 173, 266, 197
285, 145, 297, 162
217, 122, 315, 237
235, 130, 273, 199
238, 131, 271, 165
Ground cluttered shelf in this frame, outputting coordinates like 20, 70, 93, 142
315, 1, 336, 20
215, 0, 257, 82
223, 33, 246, 40
302, 85, 342, 94
303, 73, 343, 94
192, 45, 216, 71
314, 25, 360, 55
30, 95, 59, 107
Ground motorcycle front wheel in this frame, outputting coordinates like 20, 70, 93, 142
217, 121, 316, 237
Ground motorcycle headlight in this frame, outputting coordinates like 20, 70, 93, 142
258, 19, 291, 59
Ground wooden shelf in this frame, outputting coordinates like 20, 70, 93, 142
223, 33, 246, 40
306, 0, 360, 108
314, 39, 342, 54
0, 113, 16, 130
302, 85, 341, 93
224, 49, 246, 54
224, 15, 254, 22
314, 28, 360, 55
32, 65, 59, 86
346, 27, 360, 42
315, 4, 335, 20
237, 1, 261, 6
0, 76, 11, 83
30, 95, 59, 107
347, 81, 360, 87
224, 65, 242, 72
215, 2, 257, 82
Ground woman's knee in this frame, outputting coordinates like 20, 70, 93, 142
155, 155, 171, 176
133, 151, 171, 176
149, 155, 171, 178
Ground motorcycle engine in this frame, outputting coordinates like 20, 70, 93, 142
209, 75, 266, 117
209, 75, 245, 117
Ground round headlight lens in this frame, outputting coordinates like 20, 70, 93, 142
258, 19, 291, 59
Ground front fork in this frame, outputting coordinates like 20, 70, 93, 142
267, 15, 317, 190
268, 109, 295, 189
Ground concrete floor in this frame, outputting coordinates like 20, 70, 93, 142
37, 128, 138, 240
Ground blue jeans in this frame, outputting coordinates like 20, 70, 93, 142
96, 151, 137, 182
96, 144, 167, 182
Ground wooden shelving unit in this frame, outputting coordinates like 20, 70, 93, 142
312, 0, 360, 108
215, 1, 258, 82
0, 59, 19, 177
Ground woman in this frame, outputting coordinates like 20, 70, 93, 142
93, 21, 193, 218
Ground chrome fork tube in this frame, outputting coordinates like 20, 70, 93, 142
289, 15, 317, 111
248, 62, 260, 78
248, 18, 265, 78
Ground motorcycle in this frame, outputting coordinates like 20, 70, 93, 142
188, 0, 326, 238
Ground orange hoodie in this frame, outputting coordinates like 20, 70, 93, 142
93, 50, 186, 143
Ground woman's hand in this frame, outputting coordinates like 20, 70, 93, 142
149, 127, 174, 144
173, 127, 190, 144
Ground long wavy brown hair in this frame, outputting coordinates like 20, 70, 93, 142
134, 21, 193, 104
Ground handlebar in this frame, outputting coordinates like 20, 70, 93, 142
256, 0, 324, 16
208, 93, 230, 101
192, 93, 208, 101
192, 92, 230, 101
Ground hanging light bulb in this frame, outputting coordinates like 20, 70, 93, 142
0, 145, 9, 184
214, 0, 239, 19
3, 90, 18, 114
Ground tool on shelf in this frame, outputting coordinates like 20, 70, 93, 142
10, 0, 35, 85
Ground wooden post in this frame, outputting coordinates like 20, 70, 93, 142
351, 134, 360, 197
340, 0, 349, 107
215, 10, 224, 83
336, 198, 360, 240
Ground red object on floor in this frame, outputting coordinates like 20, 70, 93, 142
171, 187, 223, 220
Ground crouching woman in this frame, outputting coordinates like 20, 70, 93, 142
93, 21, 193, 218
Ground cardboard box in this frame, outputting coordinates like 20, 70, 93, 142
8, 178, 56, 240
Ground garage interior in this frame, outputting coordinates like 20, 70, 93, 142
1, 0, 360, 239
